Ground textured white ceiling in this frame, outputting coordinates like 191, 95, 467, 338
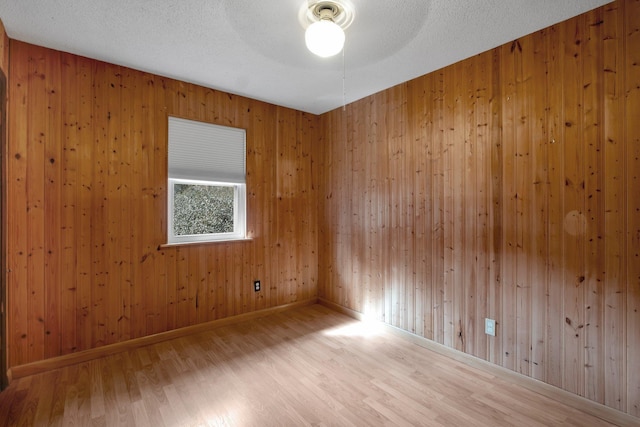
0, 0, 612, 115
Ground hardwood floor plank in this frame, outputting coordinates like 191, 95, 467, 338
0, 305, 631, 426
131, 400, 151, 427
32, 370, 59, 425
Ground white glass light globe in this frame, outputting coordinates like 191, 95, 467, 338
305, 19, 345, 58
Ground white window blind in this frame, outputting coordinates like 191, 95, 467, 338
168, 117, 246, 183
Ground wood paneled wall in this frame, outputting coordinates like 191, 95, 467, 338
0, 19, 8, 71
0, 18, 8, 390
6, 41, 319, 368
318, 0, 640, 417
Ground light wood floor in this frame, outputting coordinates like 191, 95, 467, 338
0, 305, 621, 426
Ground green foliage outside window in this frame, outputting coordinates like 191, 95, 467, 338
173, 184, 234, 235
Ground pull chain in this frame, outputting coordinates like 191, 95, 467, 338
342, 44, 346, 111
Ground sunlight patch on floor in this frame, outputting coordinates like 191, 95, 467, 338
322, 318, 384, 338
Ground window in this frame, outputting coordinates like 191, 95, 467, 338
168, 117, 246, 243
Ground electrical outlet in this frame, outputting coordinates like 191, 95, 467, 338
485, 318, 496, 336
253, 280, 261, 292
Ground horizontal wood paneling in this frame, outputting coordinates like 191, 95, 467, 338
6, 41, 319, 368
317, 0, 639, 418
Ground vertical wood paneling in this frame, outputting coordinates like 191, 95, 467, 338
562, 15, 586, 397
442, 66, 455, 349
602, 0, 627, 411
276, 108, 298, 306
514, 36, 532, 377
137, 72, 157, 337
474, 52, 490, 361
624, 0, 640, 416
488, 50, 503, 366
407, 76, 427, 337
451, 62, 465, 353
127, 69, 146, 341
318, 0, 639, 418
530, 29, 549, 382
388, 84, 407, 330
176, 247, 189, 328
500, 42, 517, 371
334, 106, 351, 312
545, 22, 565, 390
0, 19, 8, 72
462, 58, 476, 356
376, 92, 391, 326
44, 48, 62, 359
583, 7, 605, 404
26, 49, 46, 363
75, 55, 93, 353
0, 18, 10, 389
60, 54, 79, 355
154, 77, 171, 335
349, 102, 363, 316
6, 41, 319, 369
91, 61, 108, 349
372, 95, 387, 321
105, 65, 123, 346
118, 68, 134, 343
360, 99, 376, 319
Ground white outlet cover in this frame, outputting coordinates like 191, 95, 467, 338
485, 318, 496, 336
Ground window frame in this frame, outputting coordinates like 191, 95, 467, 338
166, 116, 248, 245
167, 178, 247, 244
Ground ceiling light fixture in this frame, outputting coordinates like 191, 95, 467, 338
306, 5, 344, 57
302, 1, 354, 58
